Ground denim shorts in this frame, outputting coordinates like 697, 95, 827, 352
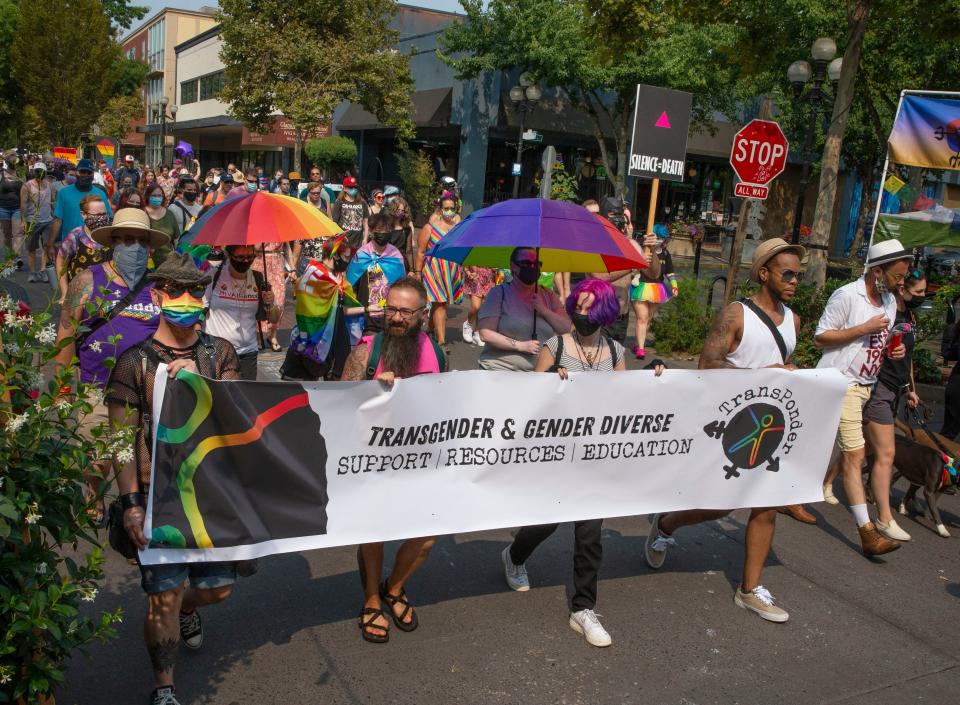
138, 559, 237, 594
0, 207, 20, 221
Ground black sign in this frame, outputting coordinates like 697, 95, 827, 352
627, 85, 693, 182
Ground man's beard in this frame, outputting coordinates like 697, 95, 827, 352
381, 322, 422, 378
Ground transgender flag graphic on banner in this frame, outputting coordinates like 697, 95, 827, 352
887, 94, 960, 170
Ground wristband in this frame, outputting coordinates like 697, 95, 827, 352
120, 492, 145, 510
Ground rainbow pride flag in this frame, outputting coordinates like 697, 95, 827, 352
888, 95, 960, 170
290, 260, 362, 366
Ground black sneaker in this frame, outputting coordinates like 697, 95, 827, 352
14, 258, 23, 270
178, 609, 202, 649
150, 686, 181, 705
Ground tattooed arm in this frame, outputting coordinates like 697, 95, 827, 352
53, 268, 94, 370
698, 303, 743, 370
340, 342, 371, 381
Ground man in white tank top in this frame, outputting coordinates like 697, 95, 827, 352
644, 238, 805, 623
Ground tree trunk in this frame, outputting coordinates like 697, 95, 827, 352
293, 127, 303, 174
724, 198, 751, 305
805, 0, 871, 286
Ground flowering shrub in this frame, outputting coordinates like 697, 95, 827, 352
669, 220, 705, 242
0, 269, 129, 703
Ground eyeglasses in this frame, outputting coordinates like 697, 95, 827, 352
111, 234, 151, 246
309, 190, 322, 196
375, 195, 384, 200
161, 283, 207, 298
384, 305, 425, 318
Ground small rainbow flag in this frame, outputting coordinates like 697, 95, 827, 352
53, 147, 78, 165
289, 260, 362, 366
96, 138, 116, 168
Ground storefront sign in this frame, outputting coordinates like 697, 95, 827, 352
628, 85, 693, 182
140, 367, 846, 564
241, 117, 331, 147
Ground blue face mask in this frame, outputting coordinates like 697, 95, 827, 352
148, 195, 164, 207
112, 243, 149, 289
246, 182, 257, 193
346, 187, 358, 197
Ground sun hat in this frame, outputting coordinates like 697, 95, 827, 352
749, 238, 807, 283
90, 208, 171, 249
147, 251, 212, 286
865, 238, 912, 268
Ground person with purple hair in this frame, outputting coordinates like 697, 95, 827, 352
500, 277, 664, 648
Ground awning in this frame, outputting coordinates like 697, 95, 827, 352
337, 87, 452, 131
137, 116, 244, 135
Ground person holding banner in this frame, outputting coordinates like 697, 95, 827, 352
501, 277, 664, 647
477, 247, 571, 372
815, 239, 912, 555
645, 238, 805, 623
340, 276, 447, 643
106, 252, 241, 705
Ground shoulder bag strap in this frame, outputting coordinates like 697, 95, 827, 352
739, 298, 787, 364
365, 334, 384, 380
75, 276, 150, 350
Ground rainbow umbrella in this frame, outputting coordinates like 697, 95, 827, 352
188, 190, 342, 247
425, 198, 647, 272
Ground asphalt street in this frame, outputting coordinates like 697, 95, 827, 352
9, 266, 960, 705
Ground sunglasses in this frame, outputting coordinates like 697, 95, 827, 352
161, 283, 207, 298
513, 259, 542, 268
111, 234, 151, 246
230, 255, 256, 263
777, 269, 802, 283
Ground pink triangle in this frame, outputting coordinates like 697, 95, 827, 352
655, 111, 671, 128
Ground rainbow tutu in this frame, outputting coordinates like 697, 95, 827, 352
629, 279, 672, 303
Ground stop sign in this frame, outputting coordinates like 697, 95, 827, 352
729, 119, 789, 200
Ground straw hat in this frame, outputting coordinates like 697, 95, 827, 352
749, 238, 807, 283
90, 208, 170, 248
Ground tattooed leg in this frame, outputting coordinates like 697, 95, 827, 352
145, 588, 184, 687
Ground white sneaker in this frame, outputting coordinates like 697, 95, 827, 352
473, 331, 485, 347
644, 514, 676, 569
26, 272, 37, 283
823, 483, 839, 505
876, 518, 911, 541
569, 609, 612, 647
501, 545, 529, 591
462, 320, 474, 343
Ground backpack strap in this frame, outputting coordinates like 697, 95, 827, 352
739, 298, 787, 364
365, 333, 384, 380
548, 334, 565, 373
428, 337, 446, 372
75, 276, 151, 351
251, 268, 269, 321
605, 335, 619, 367
196, 332, 218, 376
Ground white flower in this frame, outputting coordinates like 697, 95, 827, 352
0, 665, 11, 684
3, 342, 20, 355
88, 340, 102, 353
0, 263, 15, 279
25, 369, 43, 389
36, 324, 57, 345
5, 413, 28, 433
116, 446, 134, 465
36, 563, 47, 575
24, 502, 41, 524
0, 294, 16, 313
55, 397, 72, 411
81, 587, 98, 602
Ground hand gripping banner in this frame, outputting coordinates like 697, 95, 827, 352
141, 368, 847, 565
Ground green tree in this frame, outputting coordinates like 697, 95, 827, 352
396, 148, 438, 222
108, 57, 150, 97
101, 0, 148, 31
95, 93, 143, 142
304, 136, 358, 177
218, 0, 415, 173
0, 0, 20, 144
439, 0, 741, 198
12, 0, 118, 144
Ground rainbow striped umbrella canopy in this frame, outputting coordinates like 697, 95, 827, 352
425, 198, 647, 273
189, 191, 342, 246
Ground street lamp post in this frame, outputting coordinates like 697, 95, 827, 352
509, 76, 542, 199
787, 37, 842, 244
150, 96, 179, 166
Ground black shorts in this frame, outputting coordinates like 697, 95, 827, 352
280, 348, 332, 381
864, 381, 899, 425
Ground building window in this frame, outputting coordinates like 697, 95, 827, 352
147, 18, 165, 72
198, 71, 225, 101
146, 77, 163, 122
181, 79, 198, 105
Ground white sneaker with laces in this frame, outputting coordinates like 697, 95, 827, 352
733, 585, 789, 623
501, 545, 529, 591
462, 320, 474, 343
473, 331, 485, 347
569, 609, 612, 647
644, 514, 676, 569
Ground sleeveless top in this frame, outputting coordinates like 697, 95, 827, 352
360, 332, 441, 378
78, 264, 160, 387
724, 300, 796, 369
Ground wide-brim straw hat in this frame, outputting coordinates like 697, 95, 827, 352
90, 208, 170, 249
749, 237, 807, 283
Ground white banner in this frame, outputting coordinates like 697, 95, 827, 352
141, 368, 847, 564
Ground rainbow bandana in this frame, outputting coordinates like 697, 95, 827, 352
160, 292, 206, 327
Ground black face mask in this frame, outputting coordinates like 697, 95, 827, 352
372, 233, 389, 246
182, 191, 198, 202
572, 312, 601, 337
905, 295, 925, 309
514, 265, 540, 286
230, 258, 253, 273
333, 257, 350, 273
75, 174, 94, 191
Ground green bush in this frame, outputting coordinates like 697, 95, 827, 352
913, 347, 942, 384
650, 279, 715, 356
304, 136, 357, 175
548, 163, 578, 202
396, 148, 438, 222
